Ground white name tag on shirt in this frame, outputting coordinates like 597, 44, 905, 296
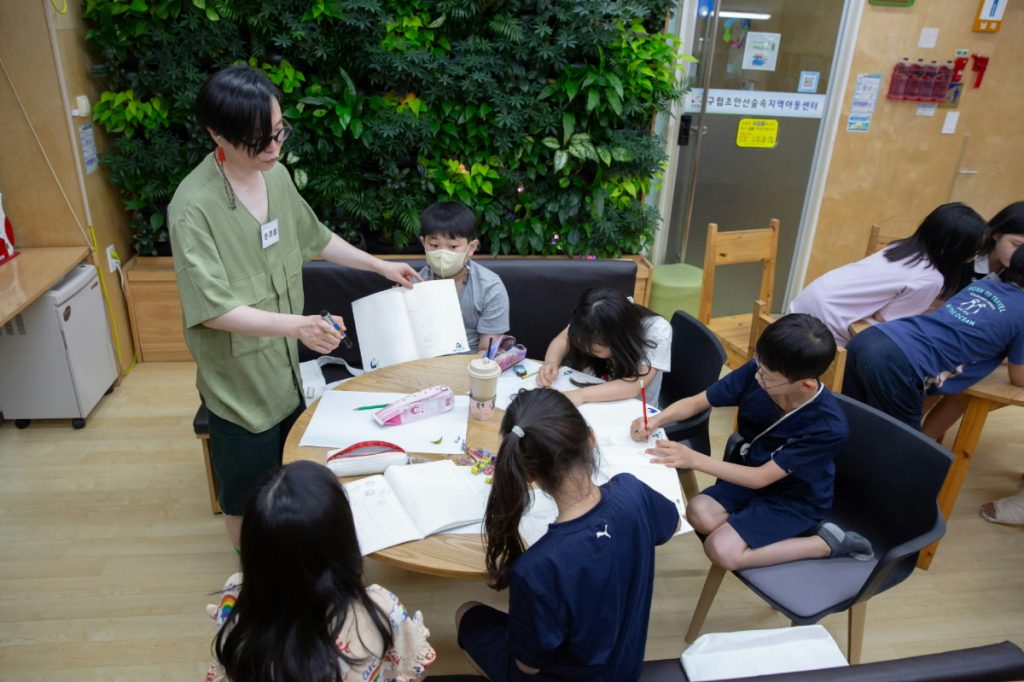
261, 219, 280, 249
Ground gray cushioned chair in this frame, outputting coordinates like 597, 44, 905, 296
685, 393, 952, 664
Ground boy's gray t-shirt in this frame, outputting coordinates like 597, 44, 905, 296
418, 261, 510, 352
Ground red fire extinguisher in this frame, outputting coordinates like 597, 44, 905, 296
0, 193, 19, 266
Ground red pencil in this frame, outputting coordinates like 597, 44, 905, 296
640, 379, 649, 434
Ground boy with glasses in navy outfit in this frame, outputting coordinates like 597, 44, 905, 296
632, 314, 872, 570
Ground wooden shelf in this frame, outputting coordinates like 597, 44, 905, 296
123, 257, 191, 362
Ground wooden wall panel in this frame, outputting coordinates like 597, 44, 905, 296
0, 1, 135, 374
806, 2, 1024, 284
0, 1, 87, 247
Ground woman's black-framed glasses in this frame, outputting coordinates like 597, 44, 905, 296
270, 121, 293, 144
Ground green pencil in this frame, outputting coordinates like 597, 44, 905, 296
354, 403, 390, 411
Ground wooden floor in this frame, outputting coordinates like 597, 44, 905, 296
1, 362, 1021, 680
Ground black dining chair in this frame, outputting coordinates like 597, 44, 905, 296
658, 310, 728, 499
684, 393, 951, 664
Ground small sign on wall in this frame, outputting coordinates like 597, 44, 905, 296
974, 0, 1006, 32
736, 118, 779, 148
78, 123, 99, 174
743, 32, 781, 72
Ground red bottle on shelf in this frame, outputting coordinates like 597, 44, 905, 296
904, 58, 925, 100
931, 60, 952, 102
887, 57, 910, 99
917, 61, 937, 101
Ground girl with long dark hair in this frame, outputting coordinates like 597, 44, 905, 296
972, 201, 1024, 278
789, 202, 989, 345
455, 389, 678, 681
536, 288, 672, 406
205, 461, 434, 682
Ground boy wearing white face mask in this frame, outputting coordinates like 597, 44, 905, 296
418, 202, 510, 352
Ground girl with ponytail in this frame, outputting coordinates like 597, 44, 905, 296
455, 389, 679, 681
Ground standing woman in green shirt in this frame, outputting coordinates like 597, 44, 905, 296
168, 65, 420, 549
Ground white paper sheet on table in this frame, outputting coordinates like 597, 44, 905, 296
299, 390, 469, 454
595, 444, 692, 535
681, 625, 848, 681
578, 400, 665, 449
495, 362, 606, 410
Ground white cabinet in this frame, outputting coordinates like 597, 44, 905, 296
0, 263, 118, 428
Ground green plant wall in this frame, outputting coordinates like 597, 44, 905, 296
84, 0, 689, 256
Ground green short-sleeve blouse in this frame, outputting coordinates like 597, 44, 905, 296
168, 154, 332, 433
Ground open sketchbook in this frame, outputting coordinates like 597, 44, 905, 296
352, 279, 469, 370
345, 460, 486, 555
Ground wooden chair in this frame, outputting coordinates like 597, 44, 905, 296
864, 224, 902, 257
747, 299, 847, 392
698, 219, 780, 369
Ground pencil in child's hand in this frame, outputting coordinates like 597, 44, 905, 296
640, 380, 649, 434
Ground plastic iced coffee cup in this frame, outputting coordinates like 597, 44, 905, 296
467, 357, 501, 420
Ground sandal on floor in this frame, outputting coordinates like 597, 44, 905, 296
979, 489, 1024, 526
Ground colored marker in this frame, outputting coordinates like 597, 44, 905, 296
354, 403, 390, 411
320, 309, 353, 349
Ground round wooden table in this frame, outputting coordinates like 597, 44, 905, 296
284, 355, 501, 579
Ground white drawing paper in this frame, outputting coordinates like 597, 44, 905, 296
495, 362, 607, 411
352, 279, 469, 370
299, 390, 469, 454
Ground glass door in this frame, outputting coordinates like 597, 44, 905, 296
665, 0, 847, 315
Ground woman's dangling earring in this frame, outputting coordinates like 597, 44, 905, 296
216, 146, 226, 163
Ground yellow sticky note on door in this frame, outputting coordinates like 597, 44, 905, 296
736, 118, 779, 149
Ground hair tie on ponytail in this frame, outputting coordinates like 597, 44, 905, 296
511, 425, 525, 438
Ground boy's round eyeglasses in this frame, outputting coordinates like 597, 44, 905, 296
270, 121, 293, 144
753, 357, 795, 390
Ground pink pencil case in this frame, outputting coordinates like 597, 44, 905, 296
373, 385, 455, 426
489, 335, 528, 372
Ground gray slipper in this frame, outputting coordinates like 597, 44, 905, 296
818, 522, 874, 561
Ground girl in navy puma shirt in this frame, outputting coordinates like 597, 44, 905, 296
455, 389, 678, 682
